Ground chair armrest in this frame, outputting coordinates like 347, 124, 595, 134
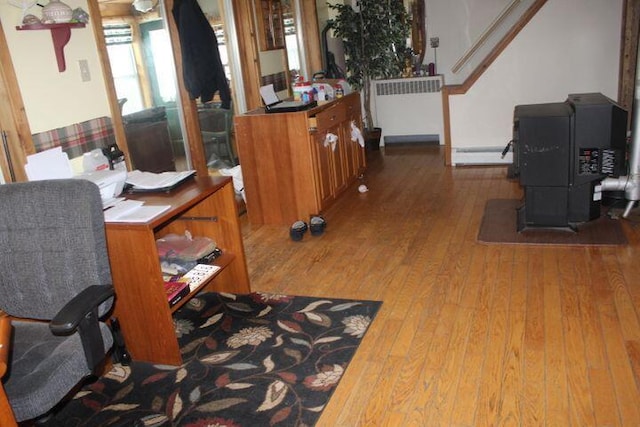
50, 285, 114, 335
0, 317, 18, 426
0, 316, 11, 378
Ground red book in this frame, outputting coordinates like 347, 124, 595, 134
164, 279, 189, 307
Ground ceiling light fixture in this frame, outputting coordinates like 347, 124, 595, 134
133, 0, 153, 13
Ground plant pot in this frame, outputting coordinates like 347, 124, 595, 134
365, 127, 381, 151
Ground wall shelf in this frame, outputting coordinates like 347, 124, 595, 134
16, 23, 86, 72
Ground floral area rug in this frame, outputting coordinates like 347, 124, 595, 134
48, 292, 381, 427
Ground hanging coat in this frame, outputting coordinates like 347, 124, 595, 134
172, 0, 231, 108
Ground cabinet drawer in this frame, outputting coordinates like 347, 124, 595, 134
314, 102, 346, 132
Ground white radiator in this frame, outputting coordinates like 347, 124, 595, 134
371, 76, 444, 145
451, 146, 513, 166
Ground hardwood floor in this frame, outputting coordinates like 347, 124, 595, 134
239, 144, 640, 426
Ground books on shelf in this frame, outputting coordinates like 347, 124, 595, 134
163, 262, 221, 306
164, 278, 190, 307
181, 264, 221, 291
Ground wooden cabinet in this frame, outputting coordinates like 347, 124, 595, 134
105, 176, 250, 365
234, 92, 366, 225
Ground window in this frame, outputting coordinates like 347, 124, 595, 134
104, 25, 143, 115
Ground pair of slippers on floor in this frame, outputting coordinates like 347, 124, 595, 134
290, 216, 326, 241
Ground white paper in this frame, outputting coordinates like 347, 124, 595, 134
259, 83, 280, 106
105, 202, 171, 223
107, 205, 171, 223
125, 170, 195, 190
24, 147, 74, 181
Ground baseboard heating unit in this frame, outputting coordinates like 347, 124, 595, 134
451, 146, 513, 166
371, 75, 444, 145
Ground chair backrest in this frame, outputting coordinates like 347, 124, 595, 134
198, 104, 233, 134
0, 179, 113, 320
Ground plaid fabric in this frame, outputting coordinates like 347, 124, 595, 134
261, 71, 288, 93
32, 116, 116, 159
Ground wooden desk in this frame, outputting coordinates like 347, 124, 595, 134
105, 176, 250, 365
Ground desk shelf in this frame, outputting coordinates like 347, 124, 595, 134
16, 23, 85, 72
168, 252, 236, 313
105, 176, 250, 365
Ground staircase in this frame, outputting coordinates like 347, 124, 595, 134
442, 0, 548, 165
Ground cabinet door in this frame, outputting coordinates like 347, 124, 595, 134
345, 96, 366, 176
333, 129, 348, 193
340, 118, 357, 181
312, 131, 336, 209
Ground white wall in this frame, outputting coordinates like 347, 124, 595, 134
0, 0, 110, 133
2, 0, 245, 136
425, 0, 511, 80
444, 0, 623, 151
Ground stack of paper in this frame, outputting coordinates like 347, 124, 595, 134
104, 199, 171, 223
24, 147, 73, 181
126, 170, 195, 191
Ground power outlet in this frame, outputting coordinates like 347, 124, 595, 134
79, 59, 91, 82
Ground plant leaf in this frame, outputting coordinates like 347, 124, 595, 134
200, 313, 224, 328
304, 311, 331, 326
113, 382, 134, 401
258, 305, 272, 317
103, 403, 140, 412
290, 337, 312, 348
189, 386, 201, 403
277, 320, 302, 333
105, 365, 130, 382
273, 334, 284, 347
175, 367, 187, 383
329, 302, 362, 311
284, 347, 302, 363
263, 354, 275, 372
200, 350, 240, 364
226, 382, 254, 390
169, 393, 182, 419
257, 380, 287, 412
224, 363, 257, 370
139, 414, 169, 426
270, 406, 292, 424
278, 371, 297, 383
197, 398, 247, 412
315, 336, 342, 344
297, 300, 332, 313
180, 337, 207, 355
226, 302, 254, 312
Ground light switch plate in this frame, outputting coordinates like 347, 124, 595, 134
79, 59, 91, 82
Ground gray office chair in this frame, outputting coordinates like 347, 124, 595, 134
0, 179, 115, 424
199, 104, 237, 167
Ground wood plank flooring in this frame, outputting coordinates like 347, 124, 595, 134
239, 145, 640, 426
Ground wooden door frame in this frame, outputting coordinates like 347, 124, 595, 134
618, 0, 640, 129
0, 20, 34, 183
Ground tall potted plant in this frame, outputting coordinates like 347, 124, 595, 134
329, 0, 411, 146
